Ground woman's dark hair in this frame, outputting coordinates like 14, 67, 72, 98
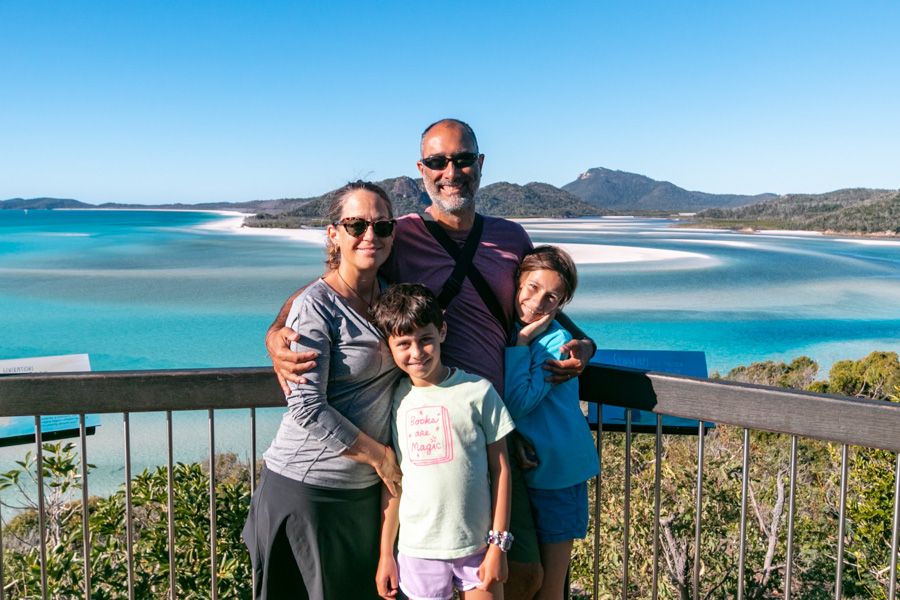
325, 180, 393, 271
517, 245, 578, 305
372, 283, 444, 338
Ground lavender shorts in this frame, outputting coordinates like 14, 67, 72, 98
397, 548, 487, 600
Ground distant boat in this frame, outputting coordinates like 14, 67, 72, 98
23, 209, 28, 215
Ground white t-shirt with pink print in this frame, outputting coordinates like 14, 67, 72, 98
390, 367, 515, 560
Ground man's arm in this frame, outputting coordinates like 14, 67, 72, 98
543, 310, 596, 383
477, 438, 510, 591
265, 285, 319, 393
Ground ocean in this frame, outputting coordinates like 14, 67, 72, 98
2, 209, 900, 498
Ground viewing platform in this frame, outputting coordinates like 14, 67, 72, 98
1, 364, 899, 599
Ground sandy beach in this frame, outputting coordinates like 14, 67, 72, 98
199, 213, 716, 266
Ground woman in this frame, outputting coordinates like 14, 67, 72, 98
243, 181, 402, 599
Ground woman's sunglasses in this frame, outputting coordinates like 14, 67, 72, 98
420, 152, 480, 170
334, 217, 396, 238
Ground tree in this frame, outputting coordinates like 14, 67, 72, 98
1, 445, 252, 599
570, 352, 898, 599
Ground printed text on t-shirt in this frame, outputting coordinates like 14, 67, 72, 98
404, 406, 454, 465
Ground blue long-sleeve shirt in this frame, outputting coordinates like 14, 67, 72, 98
504, 320, 599, 490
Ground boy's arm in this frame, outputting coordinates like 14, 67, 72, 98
265, 284, 319, 393
543, 310, 596, 383
477, 437, 511, 591
376, 483, 401, 598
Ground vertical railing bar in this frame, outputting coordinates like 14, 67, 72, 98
785, 436, 798, 600
652, 414, 662, 600
250, 407, 257, 600
209, 409, 218, 600
124, 412, 135, 600
623, 409, 632, 600
0, 482, 4, 600
593, 404, 603, 600
888, 452, 899, 600
79, 414, 91, 600
250, 407, 257, 493
692, 421, 705, 600
835, 444, 849, 600
167, 411, 177, 600
35, 417, 48, 600
737, 428, 750, 600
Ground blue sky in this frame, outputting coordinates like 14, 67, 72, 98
2, 1, 898, 204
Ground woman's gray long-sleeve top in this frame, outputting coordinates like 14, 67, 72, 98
263, 278, 400, 488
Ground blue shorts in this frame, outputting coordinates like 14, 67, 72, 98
528, 481, 589, 544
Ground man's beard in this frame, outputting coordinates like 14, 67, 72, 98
423, 177, 477, 214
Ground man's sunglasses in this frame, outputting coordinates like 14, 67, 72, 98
420, 152, 480, 170
334, 217, 396, 238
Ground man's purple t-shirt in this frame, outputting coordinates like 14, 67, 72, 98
381, 211, 533, 396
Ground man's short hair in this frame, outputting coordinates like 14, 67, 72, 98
420, 118, 479, 155
372, 283, 445, 338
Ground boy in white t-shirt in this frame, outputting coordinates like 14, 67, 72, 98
372, 283, 515, 600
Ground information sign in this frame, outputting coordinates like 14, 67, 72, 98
587, 349, 712, 434
0, 354, 100, 446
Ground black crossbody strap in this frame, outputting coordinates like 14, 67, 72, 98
431, 214, 482, 306
464, 258, 510, 334
418, 212, 509, 333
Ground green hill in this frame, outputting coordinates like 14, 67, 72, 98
245, 176, 426, 228
0, 197, 93, 210
476, 182, 603, 217
9, 174, 897, 235
245, 177, 603, 228
562, 167, 775, 211
696, 188, 900, 233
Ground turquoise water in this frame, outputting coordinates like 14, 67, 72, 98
0, 210, 326, 370
2, 210, 899, 497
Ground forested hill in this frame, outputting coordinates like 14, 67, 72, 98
562, 167, 776, 211
696, 188, 900, 234
469, 181, 602, 218
0, 197, 91, 210
245, 177, 603, 228
1, 197, 286, 213
246, 176, 425, 228
6, 175, 898, 234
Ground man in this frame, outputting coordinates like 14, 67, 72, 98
266, 118, 595, 599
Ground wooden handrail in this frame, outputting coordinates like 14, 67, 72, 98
1, 364, 899, 452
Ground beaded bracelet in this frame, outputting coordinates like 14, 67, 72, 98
485, 529, 514, 552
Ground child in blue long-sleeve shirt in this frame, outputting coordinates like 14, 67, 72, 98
504, 245, 600, 600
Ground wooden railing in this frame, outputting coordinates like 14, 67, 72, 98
1, 365, 899, 599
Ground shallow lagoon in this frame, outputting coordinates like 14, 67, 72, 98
2, 210, 899, 496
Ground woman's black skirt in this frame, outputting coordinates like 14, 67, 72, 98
242, 467, 382, 600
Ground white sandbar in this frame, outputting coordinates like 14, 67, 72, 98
551, 243, 710, 265
201, 213, 715, 265
196, 214, 326, 245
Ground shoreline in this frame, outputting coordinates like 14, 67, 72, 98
17, 207, 897, 242
53, 207, 253, 216
201, 212, 900, 260
202, 213, 718, 265
674, 220, 899, 241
